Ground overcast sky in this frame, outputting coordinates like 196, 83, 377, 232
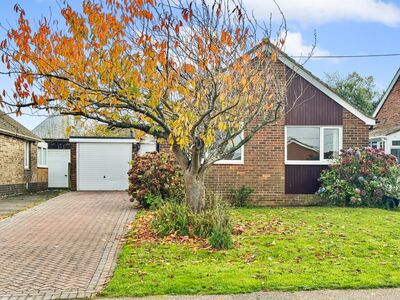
1, 0, 400, 130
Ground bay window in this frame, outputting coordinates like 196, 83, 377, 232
285, 126, 342, 164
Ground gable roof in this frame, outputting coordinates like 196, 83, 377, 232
373, 67, 400, 118
0, 111, 42, 142
276, 51, 375, 126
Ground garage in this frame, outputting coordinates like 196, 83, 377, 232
70, 137, 135, 191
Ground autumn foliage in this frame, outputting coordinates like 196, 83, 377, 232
0, 0, 287, 212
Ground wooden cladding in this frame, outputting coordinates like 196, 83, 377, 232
285, 68, 343, 125
285, 165, 327, 194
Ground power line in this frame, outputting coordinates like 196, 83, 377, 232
291, 53, 400, 59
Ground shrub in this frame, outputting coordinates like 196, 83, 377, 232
229, 186, 254, 207
151, 195, 233, 249
318, 147, 399, 208
151, 200, 191, 236
127, 152, 184, 208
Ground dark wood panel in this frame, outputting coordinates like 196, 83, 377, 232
285, 165, 327, 194
285, 67, 343, 125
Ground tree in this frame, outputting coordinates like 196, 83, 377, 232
325, 72, 382, 116
0, 0, 288, 212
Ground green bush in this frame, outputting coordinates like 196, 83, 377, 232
318, 147, 399, 208
127, 152, 184, 208
151, 195, 233, 249
229, 186, 254, 207
151, 200, 191, 236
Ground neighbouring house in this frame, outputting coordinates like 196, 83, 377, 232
0, 111, 48, 196
33, 115, 157, 190
67, 50, 374, 205
370, 68, 400, 161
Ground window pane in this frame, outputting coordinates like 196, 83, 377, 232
324, 128, 340, 159
38, 148, 42, 165
393, 140, 400, 146
43, 148, 47, 165
370, 141, 378, 148
24, 142, 30, 168
391, 149, 400, 163
222, 134, 242, 161
287, 127, 320, 161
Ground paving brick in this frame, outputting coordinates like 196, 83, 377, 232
0, 192, 136, 299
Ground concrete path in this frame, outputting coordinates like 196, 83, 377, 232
100, 288, 400, 300
0, 192, 136, 300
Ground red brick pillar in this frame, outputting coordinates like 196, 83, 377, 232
70, 143, 77, 191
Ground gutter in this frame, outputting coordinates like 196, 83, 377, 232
0, 128, 42, 142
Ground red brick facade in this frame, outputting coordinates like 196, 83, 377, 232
375, 77, 400, 131
343, 109, 369, 148
70, 143, 77, 191
204, 109, 369, 206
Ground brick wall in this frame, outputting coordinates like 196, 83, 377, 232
375, 77, 400, 131
0, 134, 48, 197
160, 108, 369, 206
0, 134, 26, 185
70, 143, 77, 191
343, 109, 369, 148
205, 118, 287, 206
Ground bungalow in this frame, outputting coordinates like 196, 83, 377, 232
204, 52, 375, 205
66, 51, 374, 205
0, 111, 48, 196
370, 68, 400, 161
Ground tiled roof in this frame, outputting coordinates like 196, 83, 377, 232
370, 125, 400, 138
0, 111, 42, 141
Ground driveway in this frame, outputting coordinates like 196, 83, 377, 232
0, 192, 136, 300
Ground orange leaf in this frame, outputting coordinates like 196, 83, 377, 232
221, 31, 228, 43
183, 63, 195, 74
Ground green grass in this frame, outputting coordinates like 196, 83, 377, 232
102, 207, 400, 297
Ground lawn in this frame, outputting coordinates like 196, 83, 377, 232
102, 207, 400, 297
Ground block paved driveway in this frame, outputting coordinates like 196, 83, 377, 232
0, 192, 136, 300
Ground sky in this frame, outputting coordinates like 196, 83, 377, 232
1, 0, 400, 130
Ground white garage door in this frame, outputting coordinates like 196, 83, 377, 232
48, 149, 70, 188
77, 143, 132, 191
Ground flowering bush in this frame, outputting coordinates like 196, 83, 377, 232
128, 152, 184, 208
318, 147, 399, 208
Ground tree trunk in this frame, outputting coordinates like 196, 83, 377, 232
183, 170, 206, 213
171, 143, 206, 213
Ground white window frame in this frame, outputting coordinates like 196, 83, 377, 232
213, 132, 245, 165
370, 140, 386, 150
37, 142, 48, 168
285, 126, 343, 165
390, 140, 400, 162
24, 142, 30, 170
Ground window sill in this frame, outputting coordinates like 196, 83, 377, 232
37, 165, 48, 169
285, 160, 333, 165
